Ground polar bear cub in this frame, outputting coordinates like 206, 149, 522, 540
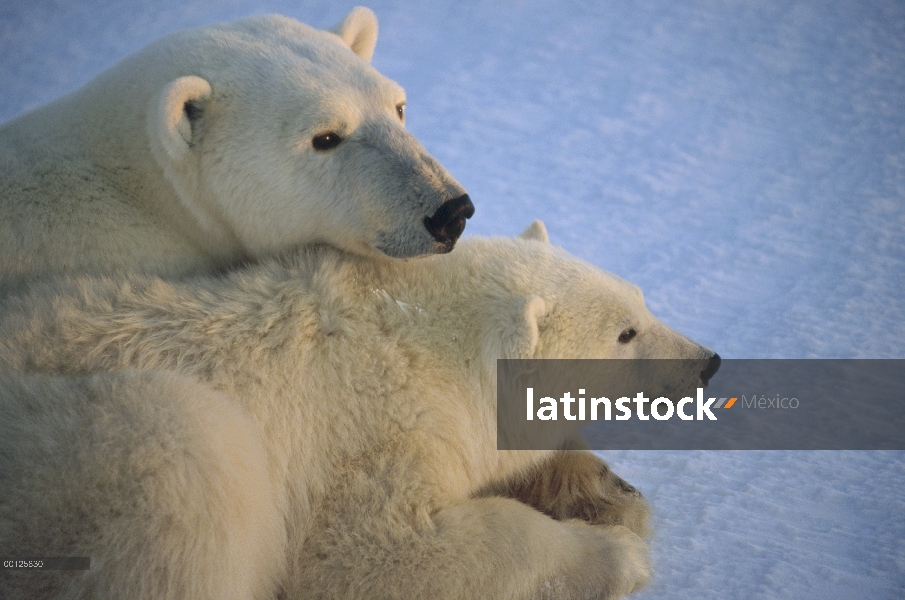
0, 222, 717, 599
0, 7, 472, 290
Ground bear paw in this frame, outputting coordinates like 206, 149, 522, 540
499, 451, 652, 539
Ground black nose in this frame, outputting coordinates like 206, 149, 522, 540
700, 353, 721, 385
423, 194, 475, 245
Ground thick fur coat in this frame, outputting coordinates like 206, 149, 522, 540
0, 7, 471, 291
0, 223, 716, 599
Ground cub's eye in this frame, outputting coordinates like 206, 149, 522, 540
312, 132, 342, 151
618, 328, 637, 344
396, 103, 405, 121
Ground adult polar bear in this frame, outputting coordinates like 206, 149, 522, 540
0, 222, 719, 600
0, 7, 473, 290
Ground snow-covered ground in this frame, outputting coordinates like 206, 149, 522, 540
2, 1, 902, 597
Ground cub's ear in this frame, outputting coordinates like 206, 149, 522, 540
500, 295, 549, 359
148, 76, 212, 162
331, 6, 378, 62
518, 220, 550, 244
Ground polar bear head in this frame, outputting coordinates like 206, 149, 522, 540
415, 221, 716, 362
146, 7, 472, 259
345, 220, 719, 449
442, 222, 720, 449
367, 221, 719, 404
356, 220, 718, 399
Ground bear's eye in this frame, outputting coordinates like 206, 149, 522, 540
618, 328, 637, 344
312, 132, 343, 151
396, 103, 405, 121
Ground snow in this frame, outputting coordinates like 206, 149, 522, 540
2, 0, 902, 597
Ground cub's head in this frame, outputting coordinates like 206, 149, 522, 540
455, 221, 719, 398
148, 7, 472, 261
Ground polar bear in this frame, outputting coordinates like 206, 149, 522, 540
0, 7, 472, 291
0, 222, 718, 599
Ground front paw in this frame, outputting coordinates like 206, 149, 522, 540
502, 451, 651, 538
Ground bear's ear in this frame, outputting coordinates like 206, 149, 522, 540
331, 6, 379, 62
518, 220, 550, 244
501, 295, 549, 359
149, 76, 212, 162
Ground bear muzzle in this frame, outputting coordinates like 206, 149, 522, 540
423, 194, 475, 251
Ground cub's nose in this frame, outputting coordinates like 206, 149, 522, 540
700, 353, 721, 386
424, 194, 475, 246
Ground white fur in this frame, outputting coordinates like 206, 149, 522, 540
0, 223, 714, 599
331, 6, 380, 62
0, 7, 467, 291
